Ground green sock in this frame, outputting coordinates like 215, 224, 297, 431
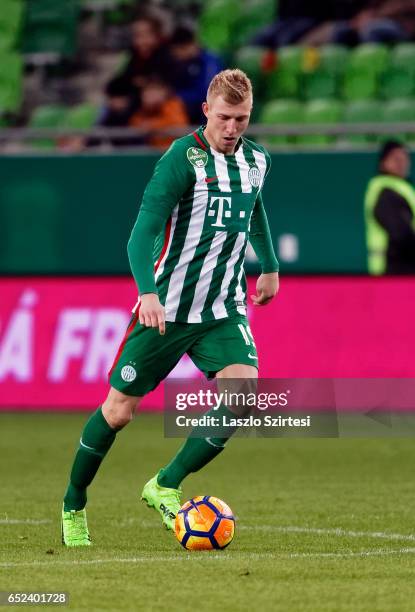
63, 407, 117, 511
158, 404, 238, 489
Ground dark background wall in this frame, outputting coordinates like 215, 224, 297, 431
0, 150, 396, 275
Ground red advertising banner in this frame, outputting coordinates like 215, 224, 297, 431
1, 276, 414, 410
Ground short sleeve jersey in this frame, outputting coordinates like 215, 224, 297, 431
138, 126, 271, 323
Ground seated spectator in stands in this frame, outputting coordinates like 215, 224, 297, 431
117, 13, 174, 100
252, 0, 414, 48
98, 76, 138, 127
129, 78, 189, 148
60, 78, 140, 151
329, 0, 415, 46
251, 0, 328, 48
169, 25, 223, 124
89, 76, 142, 148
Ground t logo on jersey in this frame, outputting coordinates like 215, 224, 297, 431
208, 196, 231, 228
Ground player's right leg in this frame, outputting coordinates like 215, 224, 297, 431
107, 316, 196, 533
61, 388, 140, 546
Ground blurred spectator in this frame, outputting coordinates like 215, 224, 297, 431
129, 78, 189, 148
251, 0, 329, 48
170, 25, 223, 124
327, 0, 415, 45
90, 76, 142, 148
98, 76, 138, 127
117, 13, 174, 98
59, 78, 140, 151
364, 140, 415, 275
252, 0, 415, 48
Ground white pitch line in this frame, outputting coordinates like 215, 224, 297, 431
288, 547, 415, 558
2, 548, 415, 569
240, 525, 415, 542
3, 519, 415, 545
118, 519, 415, 543
0, 519, 52, 525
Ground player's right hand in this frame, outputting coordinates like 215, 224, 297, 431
139, 293, 166, 335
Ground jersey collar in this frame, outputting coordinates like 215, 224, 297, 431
193, 125, 243, 155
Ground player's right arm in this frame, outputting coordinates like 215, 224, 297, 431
127, 140, 192, 334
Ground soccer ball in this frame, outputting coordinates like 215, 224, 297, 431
175, 495, 235, 550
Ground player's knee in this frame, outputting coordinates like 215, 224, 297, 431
217, 371, 258, 417
102, 389, 141, 429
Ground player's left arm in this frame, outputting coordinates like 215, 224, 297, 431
249, 150, 279, 306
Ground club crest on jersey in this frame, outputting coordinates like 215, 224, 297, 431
121, 365, 137, 382
248, 165, 261, 187
187, 147, 208, 168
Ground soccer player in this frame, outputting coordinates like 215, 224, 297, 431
61, 69, 279, 546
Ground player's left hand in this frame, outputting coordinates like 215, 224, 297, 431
250, 272, 279, 306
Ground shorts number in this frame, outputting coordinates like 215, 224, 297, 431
238, 323, 255, 347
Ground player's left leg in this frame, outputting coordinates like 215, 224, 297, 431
154, 315, 258, 496
156, 364, 257, 492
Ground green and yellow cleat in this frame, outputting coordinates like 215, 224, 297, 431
141, 473, 181, 531
61, 506, 91, 546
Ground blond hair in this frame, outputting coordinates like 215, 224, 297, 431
207, 69, 252, 104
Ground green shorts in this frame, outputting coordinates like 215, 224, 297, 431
108, 314, 258, 397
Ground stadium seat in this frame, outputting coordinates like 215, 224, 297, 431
199, 0, 240, 53
259, 99, 302, 145
276, 45, 303, 73
30, 104, 67, 127
342, 70, 377, 101
64, 103, 98, 129
95, 0, 137, 27
0, 53, 23, 113
348, 43, 390, 76
380, 68, 414, 99
299, 98, 343, 145
382, 98, 415, 143
23, 0, 80, 58
382, 97, 415, 122
0, 0, 24, 51
301, 46, 344, 101
302, 69, 337, 101
391, 43, 415, 75
343, 100, 383, 144
267, 46, 302, 99
233, 0, 275, 47
378, 43, 415, 99
319, 44, 349, 75
342, 43, 390, 101
235, 46, 265, 92
29, 104, 68, 148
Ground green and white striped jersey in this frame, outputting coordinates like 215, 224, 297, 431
134, 127, 272, 323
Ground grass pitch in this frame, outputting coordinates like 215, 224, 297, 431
2, 412, 415, 611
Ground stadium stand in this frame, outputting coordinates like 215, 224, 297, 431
1, 0, 415, 149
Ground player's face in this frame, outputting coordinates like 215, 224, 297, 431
202, 95, 252, 155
